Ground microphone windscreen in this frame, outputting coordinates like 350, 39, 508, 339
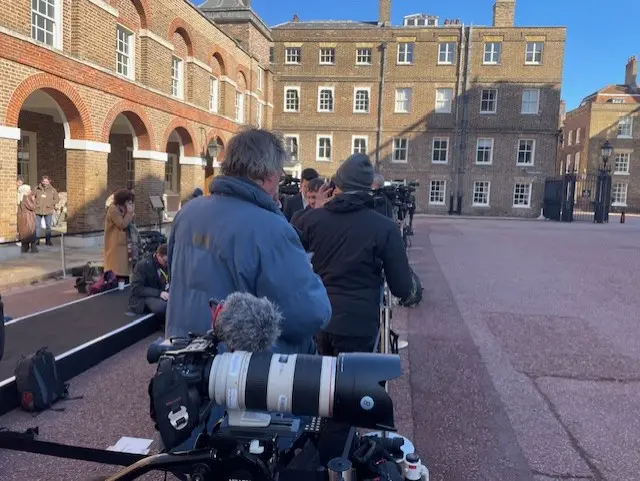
215, 292, 282, 352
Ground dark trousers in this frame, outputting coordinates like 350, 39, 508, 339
145, 297, 167, 326
20, 235, 38, 253
35, 214, 52, 244
315, 331, 378, 466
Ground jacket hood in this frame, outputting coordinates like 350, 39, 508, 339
210, 175, 281, 215
325, 191, 374, 213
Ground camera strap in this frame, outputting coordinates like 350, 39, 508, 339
0, 427, 146, 466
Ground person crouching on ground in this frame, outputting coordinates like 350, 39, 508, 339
290, 177, 325, 225
104, 189, 135, 283
17, 186, 38, 253
129, 243, 169, 327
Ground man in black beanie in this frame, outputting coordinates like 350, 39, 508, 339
296, 153, 415, 354
296, 153, 417, 465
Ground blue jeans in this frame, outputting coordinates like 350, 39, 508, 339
36, 214, 52, 243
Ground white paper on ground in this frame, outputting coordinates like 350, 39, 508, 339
107, 437, 153, 455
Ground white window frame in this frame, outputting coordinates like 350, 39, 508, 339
165, 153, 179, 194
116, 25, 135, 80
476, 138, 494, 165
285, 47, 301, 64
429, 180, 446, 205
283, 134, 300, 162
171, 56, 184, 99
317, 86, 335, 112
394, 88, 412, 113
235, 91, 244, 123
392, 138, 409, 163
126, 146, 135, 191
517, 139, 536, 166
614, 152, 630, 174
438, 42, 455, 65
568, 130, 573, 145
319, 48, 336, 65
353, 87, 371, 113
283, 86, 301, 112
435, 88, 453, 114
576, 128, 581, 144
566, 154, 571, 173
31, 0, 63, 49
256, 102, 263, 128
397, 43, 414, 65
352, 135, 368, 155
472, 181, 491, 207
316, 135, 332, 162
356, 48, 372, 65
483, 42, 501, 64
257, 67, 263, 91
431, 137, 449, 164
209, 76, 219, 113
618, 117, 633, 138
513, 183, 532, 208
525, 42, 544, 65
521, 88, 540, 115
480, 89, 498, 114
575, 151, 581, 171
612, 183, 628, 207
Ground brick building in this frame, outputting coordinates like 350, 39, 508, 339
0, 0, 272, 241
271, 0, 566, 216
558, 56, 640, 212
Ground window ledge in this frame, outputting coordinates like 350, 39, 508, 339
614, 172, 630, 176
472, 204, 491, 208
431, 161, 448, 165
513, 205, 532, 209
315, 159, 331, 162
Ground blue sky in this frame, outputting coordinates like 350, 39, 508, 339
205, 0, 639, 111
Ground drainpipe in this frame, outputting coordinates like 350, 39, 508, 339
453, 24, 472, 214
375, 42, 387, 170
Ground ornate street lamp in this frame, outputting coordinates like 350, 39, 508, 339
207, 142, 219, 161
600, 140, 613, 171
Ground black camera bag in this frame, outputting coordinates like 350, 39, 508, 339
15, 347, 69, 412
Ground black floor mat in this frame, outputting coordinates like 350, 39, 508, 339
0, 289, 139, 380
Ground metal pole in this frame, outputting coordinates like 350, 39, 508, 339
60, 233, 67, 278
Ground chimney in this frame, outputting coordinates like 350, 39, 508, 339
379, 0, 391, 26
493, 0, 515, 27
625, 56, 638, 86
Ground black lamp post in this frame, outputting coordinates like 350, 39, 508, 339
600, 139, 613, 171
208, 142, 219, 161
594, 140, 613, 223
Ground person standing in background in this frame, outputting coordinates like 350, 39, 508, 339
282, 168, 320, 221
104, 189, 135, 283
17, 186, 38, 253
290, 177, 325, 225
34, 175, 59, 246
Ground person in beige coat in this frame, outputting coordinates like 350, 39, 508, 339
104, 189, 135, 280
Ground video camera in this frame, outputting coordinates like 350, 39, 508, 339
143, 293, 409, 481
279, 174, 300, 197
372, 180, 419, 245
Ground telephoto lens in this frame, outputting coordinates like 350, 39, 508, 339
208, 351, 401, 431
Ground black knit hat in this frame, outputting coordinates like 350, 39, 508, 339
333, 154, 374, 192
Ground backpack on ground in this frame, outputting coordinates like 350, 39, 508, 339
88, 270, 118, 295
74, 262, 104, 294
15, 348, 70, 412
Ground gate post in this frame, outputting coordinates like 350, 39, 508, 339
594, 168, 611, 224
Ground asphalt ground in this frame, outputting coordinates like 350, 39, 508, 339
1, 216, 639, 480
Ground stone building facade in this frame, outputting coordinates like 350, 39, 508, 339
558, 56, 640, 213
271, 0, 566, 216
0, 0, 272, 241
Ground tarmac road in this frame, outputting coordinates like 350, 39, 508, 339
2, 278, 85, 320
1, 216, 639, 480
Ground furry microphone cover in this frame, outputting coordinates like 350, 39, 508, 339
215, 292, 283, 352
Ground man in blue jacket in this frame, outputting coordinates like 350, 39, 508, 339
165, 128, 331, 355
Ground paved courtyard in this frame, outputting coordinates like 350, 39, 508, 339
0, 215, 639, 480
402, 215, 640, 481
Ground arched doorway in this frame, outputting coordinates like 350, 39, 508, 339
164, 125, 198, 216
104, 107, 154, 222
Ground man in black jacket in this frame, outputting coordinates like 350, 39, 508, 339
282, 168, 319, 221
129, 243, 169, 325
296, 154, 415, 355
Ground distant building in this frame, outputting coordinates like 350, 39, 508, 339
558, 56, 640, 212
270, 0, 566, 217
